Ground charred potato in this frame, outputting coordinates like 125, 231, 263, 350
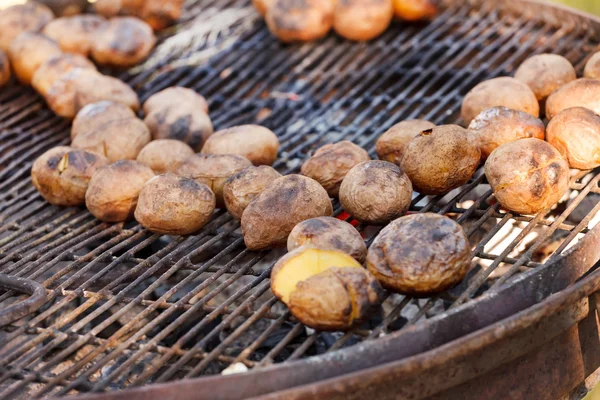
468, 107, 545, 160
85, 160, 155, 222
339, 160, 412, 224
392, 0, 437, 21
71, 100, 136, 139
485, 138, 570, 215
8, 32, 62, 85
266, 0, 334, 42
461, 77, 539, 125
136, 139, 195, 174
134, 173, 216, 235
241, 175, 333, 250
32, 53, 96, 98
288, 217, 367, 263
514, 54, 576, 105
0, 2, 54, 52
546, 107, 600, 170
43, 15, 107, 56
72, 118, 151, 162
175, 154, 252, 207
139, 0, 184, 30
253, 0, 275, 16
223, 165, 282, 219
334, 0, 393, 41
0, 50, 10, 88
375, 119, 435, 165
31, 146, 108, 206
366, 213, 471, 296
301, 141, 370, 197
201, 125, 280, 166
584, 52, 600, 80
271, 246, 383, 331
91, 17, 156, 67
546, 78, 600, 120
401, 125, 480, 195
143, 87, 209, 116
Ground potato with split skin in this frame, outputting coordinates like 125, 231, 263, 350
266, 0, 334, 42
0, 50, 10, 88
339, 160, 412, 224
201, 125, 280, 166
468, 107, 545, 160
546, 79, 600, 120
546, 107, 600, 170
32, 53, 96, 99
143, 87, 209, 116
71, 100, 136, 140
392, 0, 437, 21
31, 146, 108, 206
271, 246, 384, 331
8, 32, 62, 85
241, 175, 333, 250
584, 52, 600, 80
288, 217, 367, 263
0, 2, 54, 52
134, 173, 216, 235
72, 118, 151, 162
86, 160, 155, 222
91, 17, 156, 68
136, 139, 195, 174
334, 0, 393, 41
461, 77, 539, 125
301, 141, 370, 197
367, 213, 471, 296
514, 54, 576, 105
253, 0, 275, 16
43, 15, 107, 56
485, 138, 570, 215
223, 165, 282, 219
375, 120, 435, 165
401, 125, 480, 195
176, 154, 252, 207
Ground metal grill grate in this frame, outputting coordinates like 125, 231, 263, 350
0, 0, 600, 398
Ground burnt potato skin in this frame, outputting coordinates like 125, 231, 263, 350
584, 52, 600, 80
468, 107, 545, 160
333, 0, 394, 41
392, 0, 437, 21
223, 165, 282, 219
144, 105, 213, 151
175, 154, 253, 207
546, 78, 600, 120
266, 0, 334, 42
134, 173, 216, 235
288, 216, 367, 263
71, 118, 151, 162
143, 87, 209, 116
339, 160, 412, 224
85, 160, 155, 222
401, 125, 480, 195
301, 141, 370, 197
71, 100, 136, 140
546, 107, 600, 170
484, 138, 570, 215
0, 50, 10, 88
8, 32, 62, 85
91, 17, 156, 68
375, 120, 435, 165
0, 2, 55, 52
43, 15, 107, 56
201, 125, 280, 166
366, 213, 471, 296
32, 53, 96, 99
241, 175, 333, 250
136, 139, 195, 174
31, 146, 108, 206
514, 54, 576, 104
461, 77, 540, 125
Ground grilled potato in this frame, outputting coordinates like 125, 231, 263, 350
94, 0, 183, 30
367, 213, 471, 296
271, 246, 384, 331
37, 0, 88, 16
143, 86, 209, 115
266, 0, 334, 42
546, 78, 600, 120
91, 17, 156, 67
223, 165, 282, 219
71, 100, 136, 140
334, 0, 394, 41
375, 119, 435, 165
43, 15, 107, 56
0, 50, 10, 88
32, 53, 96, 98
253, 0, 275, 16
514, 54, 576, 105
0, 2, 54, 52
584, 52, 600, 80
392, 0, 437, 21
8, 32, 62, 85
201, 125, 279, 166
136, 139, 195, 174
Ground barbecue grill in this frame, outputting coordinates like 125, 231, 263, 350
1, 0, 600, 399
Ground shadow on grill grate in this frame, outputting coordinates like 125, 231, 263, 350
0, 0, 599, 398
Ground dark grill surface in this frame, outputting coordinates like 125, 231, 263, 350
0, 0, 600, 398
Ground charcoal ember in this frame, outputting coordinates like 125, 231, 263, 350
220, 318, 271, 357
532, 230, 570, 262
100, 352, 149, 390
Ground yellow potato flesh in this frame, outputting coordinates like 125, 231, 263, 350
274, 248, 362, 304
